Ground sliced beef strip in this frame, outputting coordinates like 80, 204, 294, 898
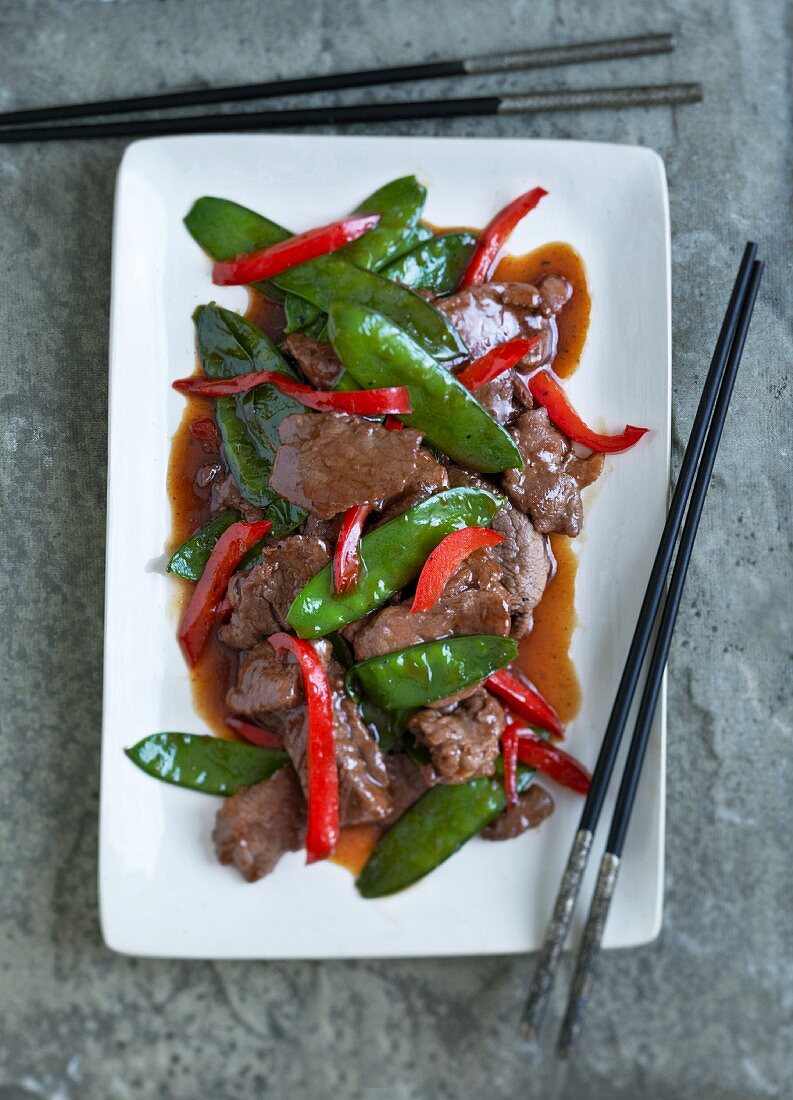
376, 448, 449, 524
438, 281, 565, 366
480, 783, 555, 840
225, 642, 302, 723
438, 279, 571, 424
537, 273, 573, 316
349, 549, 511, 662
269, 413, 423, 520
302, 513, 344, 544
443, 463, 496, 493
283, 334, 342, 390
491, 507, 552, 638
212, 767, 305, 882
407, 687, 506, 784
279, 642, 393, 825
219, 534, 331, 650
229, 639, 393, 825
210, 470, 267, 523
502, 408, 604, 537
380, 753, 428, 826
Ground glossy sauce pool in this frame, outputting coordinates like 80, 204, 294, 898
167, 239, 590, 864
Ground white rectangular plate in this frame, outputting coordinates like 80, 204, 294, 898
100, 134, 669, 958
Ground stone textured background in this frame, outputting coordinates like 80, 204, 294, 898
0, 1, 790, 1097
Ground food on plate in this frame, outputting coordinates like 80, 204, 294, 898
127, 177, 647, 896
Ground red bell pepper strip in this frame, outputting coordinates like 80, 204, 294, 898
173, 372, 411, 417
178, 520, 272, 666
226, 716, 284, 750
212, 213, 381, 285
333, 503, 372, 594
411, 526, 505, 613
456, 336, 540, 391
460, 187, 548, 287
528, 370, 649, 454
269, 633, 339, 863
509, 724, 592, 795
189, 416, 221, 451
501, 722, 520, 808
383, 416, 405, 431
485, 669, 564, 739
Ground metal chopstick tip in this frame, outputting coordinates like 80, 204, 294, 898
556, 852, 622, 1058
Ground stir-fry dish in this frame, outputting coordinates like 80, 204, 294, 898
126, 177, 648, 897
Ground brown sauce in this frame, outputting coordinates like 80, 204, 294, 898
517, 535, 581, 724
167, 395, 239, 739
330, 824, 382, 876
168, 240, 590, 749
494, 241, 588, 722
495, 241, 589, 380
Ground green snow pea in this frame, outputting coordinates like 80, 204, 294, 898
282, 177, 430, 334
347, 635, 518, 711
125, 733, 289, 796
167, 510, 240, 582
342, 175, 428, 270
272, 253, 466, 361
194, 303, 306, 537
287, 487, 504, 638
283, 293, 322, 336
326, 302, 523, 473
185, 197, 465, 361
357, 762, 535, 897
380, 231, 478, 294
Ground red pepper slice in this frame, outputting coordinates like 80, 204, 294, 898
189, 416, 221, 451
528, 370, 649, 454
269, 633, 339, 863
509, 724, 592, 794
501, 722, 520, 808
460, 187, 548, 287
333, 503, 371, 594
174, 371, 411, 417
383, 416, 405, 431
212, 213, 381, 285
456, 336, 541, 391
226, 716, 284, 750
411, 526, 505, 613
485, 669, 564, 739
178, 520, 271, 666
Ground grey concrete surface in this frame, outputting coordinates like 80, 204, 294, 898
0, 1, 790, 1097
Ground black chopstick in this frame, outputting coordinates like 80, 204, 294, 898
556, 256, 764, 1058
0, 83, 702, 145
0, 33, 674, 128
520, 242, 759, 1042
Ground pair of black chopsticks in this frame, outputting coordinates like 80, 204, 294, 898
0, 33, 701, 143
521, 243, 764, 1056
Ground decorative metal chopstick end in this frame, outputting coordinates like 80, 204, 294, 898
556, 851, 622, 1059
498, 83, 702, 116
520, 828, 593, 1041
464, 33, 676, 75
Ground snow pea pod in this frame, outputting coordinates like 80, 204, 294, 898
125, 733, 289, 796
167, 510, 240, 582
347, 635, 518, 710
285, 226, 435, 336
327, 302, 523, 473
380, 231, 478, 294
357, 762, 535, 897
272, 253, 466, 361
287, 487, 504, 638
194, 303, 306, 537
343, 175, 428, 270
283, 178, 429, 334
185, 197, 465, 361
